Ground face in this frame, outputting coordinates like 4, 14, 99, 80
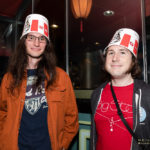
105, 45, 133, 79
25, 32, 47, 59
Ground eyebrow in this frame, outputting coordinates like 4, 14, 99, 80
119, 49, 127, 51
28, 34, 44, 37
107, 48, 127, 52
107, 49, 113, 52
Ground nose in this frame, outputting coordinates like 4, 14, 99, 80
34, 37, 40, 46
112, 53, 119, 61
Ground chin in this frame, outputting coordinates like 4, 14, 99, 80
28, 53, 43, 59
112, 73, 128, 79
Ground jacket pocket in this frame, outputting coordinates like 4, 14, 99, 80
47, 86, 66, 102
47, 87, 66, 122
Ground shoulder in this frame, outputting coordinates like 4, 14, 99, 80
1, 72, 12, 82
56, 67, 70, 79
56, 67, 67, 75
92, 82, 108, 96
134, 79, 150, 90
90, 82, 108, 107
0, 72, 13, 89
53, 67, 72, 87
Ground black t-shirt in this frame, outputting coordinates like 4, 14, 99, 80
18, 69, 51, 150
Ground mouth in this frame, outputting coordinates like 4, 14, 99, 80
111, 65, 121, 67
31, 48, 41, 51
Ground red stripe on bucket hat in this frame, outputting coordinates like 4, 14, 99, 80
31, 20, 38, 31
44, 23, 48, 37
133, 40, 138, 56
120, 34, 131, 47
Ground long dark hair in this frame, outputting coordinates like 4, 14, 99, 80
7, 36, 57, 94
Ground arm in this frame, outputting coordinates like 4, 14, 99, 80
62, 74, 79, 149
90, 91, 97, 150
0, 75, 8, 132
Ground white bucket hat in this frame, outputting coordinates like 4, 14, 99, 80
104, 28, 139, 57
21, 14, 49, 40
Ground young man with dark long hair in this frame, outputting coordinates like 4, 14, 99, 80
90, 28, 150, 150
0, 14, 79, 150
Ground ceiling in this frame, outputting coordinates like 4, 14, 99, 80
69, 0, 143, 51
0, 0, 150, 54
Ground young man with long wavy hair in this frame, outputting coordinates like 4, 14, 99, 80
0, 14, 79, 150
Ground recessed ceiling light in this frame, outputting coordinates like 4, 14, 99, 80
95, 42, 100, 45
103, 10, 115, 16
51, 24, 59, 29
1, 46, 6, 49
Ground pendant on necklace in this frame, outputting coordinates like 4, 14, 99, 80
110, 117, 114, 132
110, 124, 113, 132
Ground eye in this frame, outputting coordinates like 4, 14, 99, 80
28, 35, 34, 40
120, 51, 126, 55
107, 51, 114, 55
39, 36, 46, 41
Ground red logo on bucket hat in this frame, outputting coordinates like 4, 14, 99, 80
44, 23, 48, 37
133, 40, 138, 55
120, 34, 131, 47
31, 20, 38, 31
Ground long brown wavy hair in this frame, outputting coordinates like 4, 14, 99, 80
7, 35, 57, 94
